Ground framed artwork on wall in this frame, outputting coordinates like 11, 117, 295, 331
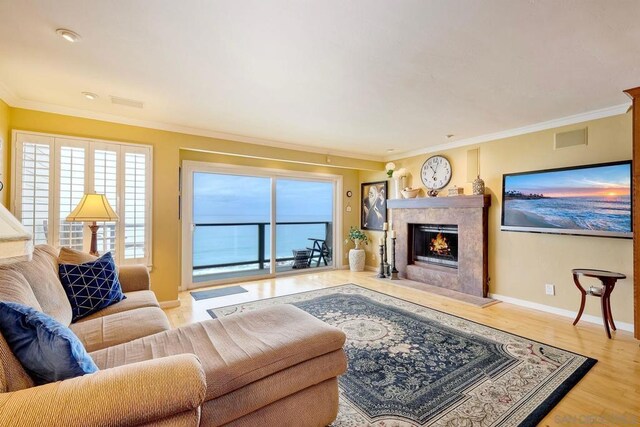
361, 181, 387, 230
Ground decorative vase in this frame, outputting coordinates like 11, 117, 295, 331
354, 239, 363, 250
472, 176, 485, 195
393, 176, 405, 199
349, 248, 366, 272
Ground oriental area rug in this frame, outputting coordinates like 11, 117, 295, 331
207, 284, 596, 427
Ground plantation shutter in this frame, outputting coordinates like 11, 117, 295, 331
122, 148, 150, 264
93, 144, 120, 257
14, 134, 53, 245
55, 139, 88, 251
12, 131, 152, 267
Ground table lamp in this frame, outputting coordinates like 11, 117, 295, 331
66, 194, 119, 256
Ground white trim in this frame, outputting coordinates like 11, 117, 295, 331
385, 103, 631, 161
180, 160, 343, 290
5, 97, 381, 162
159, 300, 181, 309
489, 292, 634, 333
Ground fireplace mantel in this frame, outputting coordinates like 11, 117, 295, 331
388, 194, 490, 297
387, 194, 491, 210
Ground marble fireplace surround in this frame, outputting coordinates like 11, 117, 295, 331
387, 195, 491, 297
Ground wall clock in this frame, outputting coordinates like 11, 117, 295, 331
421, 155, 452, 196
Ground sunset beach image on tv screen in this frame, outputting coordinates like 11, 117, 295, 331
502, 162, 631, 235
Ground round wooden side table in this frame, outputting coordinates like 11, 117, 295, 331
572, 268, 626, 339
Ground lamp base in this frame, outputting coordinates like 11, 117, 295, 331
88, 222, 100, 257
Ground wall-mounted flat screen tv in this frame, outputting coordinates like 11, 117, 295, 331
501, 160, 632, 238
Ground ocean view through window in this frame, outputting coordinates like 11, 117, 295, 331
191, 172, 335, 283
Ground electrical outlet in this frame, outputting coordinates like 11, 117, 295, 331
545, 284, 555, 296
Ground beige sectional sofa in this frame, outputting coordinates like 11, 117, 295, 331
0, 245, 347, 426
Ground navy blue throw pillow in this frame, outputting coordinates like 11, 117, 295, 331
59, 252, 126, 322
0, 301, 98, 384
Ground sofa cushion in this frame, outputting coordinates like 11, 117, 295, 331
71, 306, 171, 353
0, 302, 98, 385
0, 331, 34, 392
58, 246, 97, 265
75, 290, 160, 322
59, 252, 126, 322
90, 304, 346, 400
0, 245, 72, 326
0, 270, 43, 311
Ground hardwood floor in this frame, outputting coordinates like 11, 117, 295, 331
164, 270, 640, 426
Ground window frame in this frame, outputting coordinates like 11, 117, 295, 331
11, 130, 153, 269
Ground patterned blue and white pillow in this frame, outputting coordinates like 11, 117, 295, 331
58, 252, 126, 322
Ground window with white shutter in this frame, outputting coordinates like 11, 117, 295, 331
93, 146, 119, 257
57, 142, 86, 250
12, 131, 153, 267
16, 136, 52, 244
124, 151, 147, 262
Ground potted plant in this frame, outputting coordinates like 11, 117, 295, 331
345, 227, 368, 271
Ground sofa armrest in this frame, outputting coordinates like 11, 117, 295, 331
118, 264, 151, 292
0, 354, 206, 427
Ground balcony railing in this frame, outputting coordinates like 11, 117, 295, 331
192, 221, 332, 272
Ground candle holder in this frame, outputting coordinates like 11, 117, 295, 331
390, 237, 399, 280
376, 243, 386, 278
383, 229, 390, 277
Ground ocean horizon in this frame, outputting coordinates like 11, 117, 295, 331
503, 195, 631, 232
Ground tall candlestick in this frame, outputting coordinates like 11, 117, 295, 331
390, 230, 396, 239
383, 229, 390, 276
383, 222, 388, 231
376, 243, 386, 278
379, 237, 385, 245
390, 237, 399, 280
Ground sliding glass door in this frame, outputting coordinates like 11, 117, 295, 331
275, 179, 333, 271
182, 162, 339, 288
191, 173, 271, 283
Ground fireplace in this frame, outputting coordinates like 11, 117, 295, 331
413, 224, 459, 268
387, 195, 490, 298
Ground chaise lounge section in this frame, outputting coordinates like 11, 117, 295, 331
0, 245, 347, 426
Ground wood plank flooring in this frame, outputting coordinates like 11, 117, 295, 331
163, 270, 640, 427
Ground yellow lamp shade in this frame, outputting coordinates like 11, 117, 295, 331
66, 194, 119, 222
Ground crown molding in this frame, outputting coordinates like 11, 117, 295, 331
1, 89, 630, 165
384, 102, 631, 161
2, 95, 384, 162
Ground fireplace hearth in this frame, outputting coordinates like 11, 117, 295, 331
413, 224, 458, 268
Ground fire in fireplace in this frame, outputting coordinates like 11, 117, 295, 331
413, 224, 459, 268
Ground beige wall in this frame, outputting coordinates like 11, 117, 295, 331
360, 113, 634, 324
8, 107, 382, 302
0, 99, 9, 206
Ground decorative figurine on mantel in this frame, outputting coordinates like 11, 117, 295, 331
448, 186, 464, 196
471, 148, 485, 195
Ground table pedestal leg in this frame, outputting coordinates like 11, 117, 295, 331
572, 274, 587, 325
601, 292, 612, 339
606, 295, 616, 331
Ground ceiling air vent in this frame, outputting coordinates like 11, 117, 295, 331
110, 96, 144, 109
554, 128, 587, 150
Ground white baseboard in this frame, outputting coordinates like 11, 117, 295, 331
489, 293, 634, 333
159, 300, 181, 309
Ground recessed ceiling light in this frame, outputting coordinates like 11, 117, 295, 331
56, 29, 81, 43
82, 92, 98, 100
446, 134, 455, 139
386, 148, 395, 152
